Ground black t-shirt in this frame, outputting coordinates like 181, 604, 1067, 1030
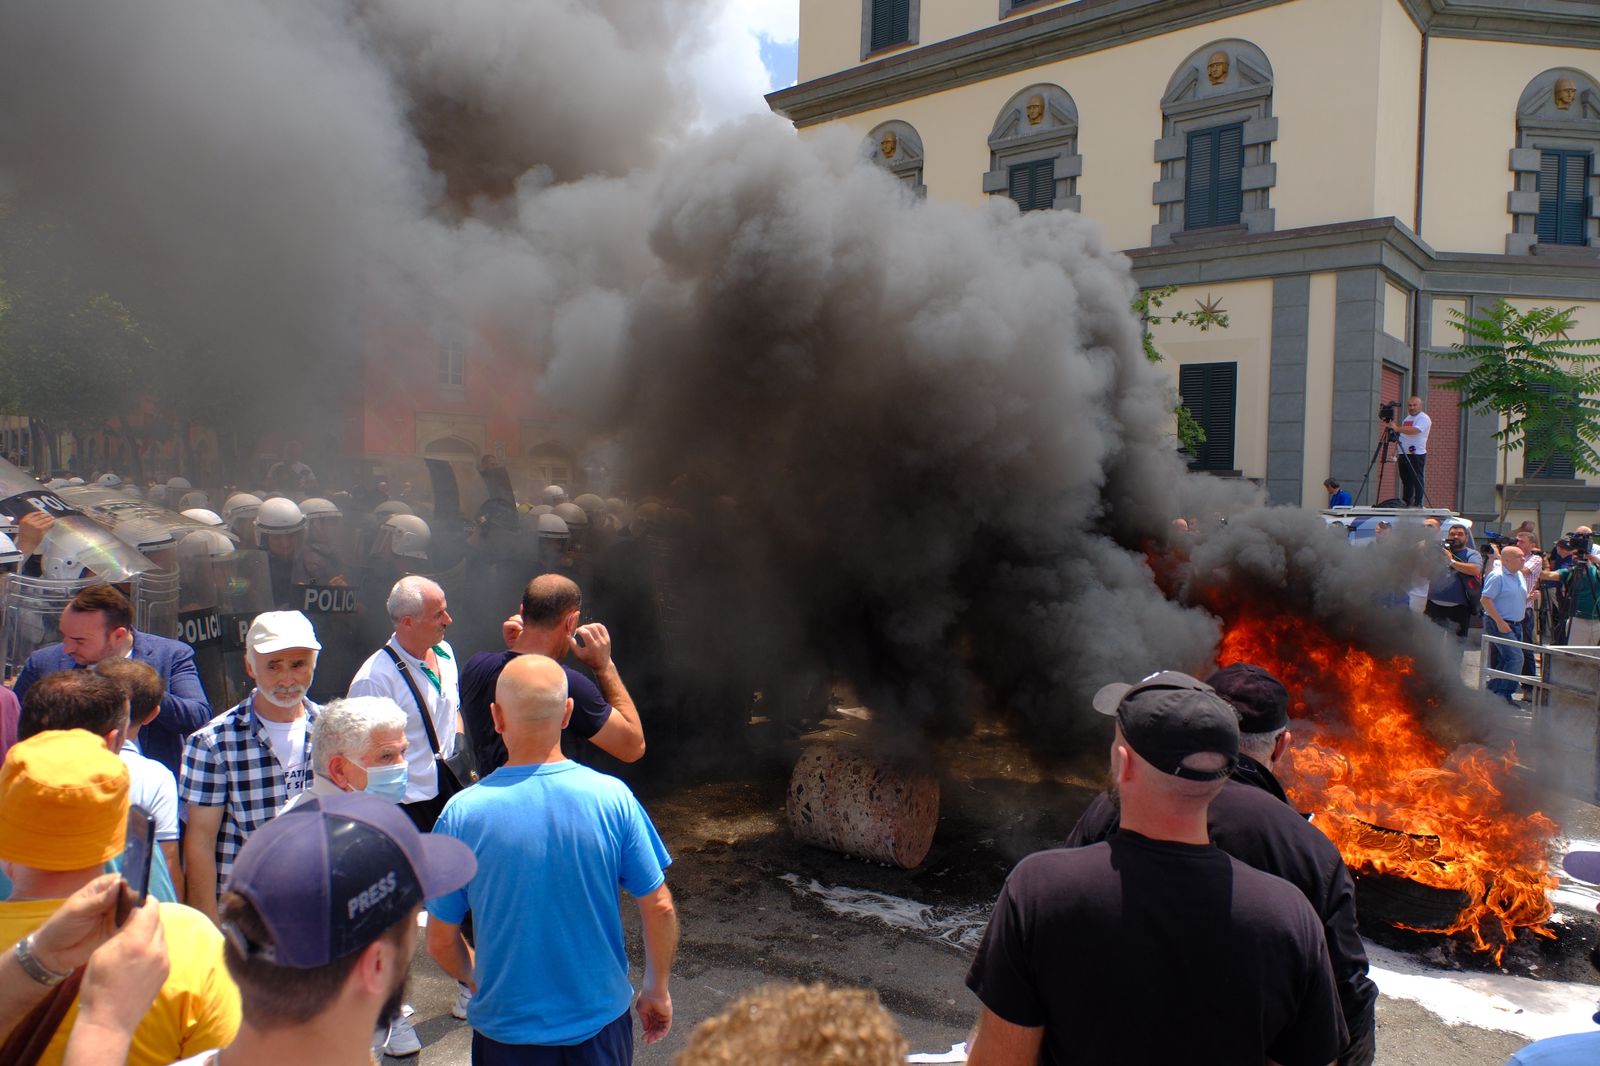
967, 831, 1344, 1066
458, 651, 612, 775
1067, 778, 1377, 1037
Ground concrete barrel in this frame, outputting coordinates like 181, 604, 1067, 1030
786, 744, 940, 869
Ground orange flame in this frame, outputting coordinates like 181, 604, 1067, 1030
1219, 611, 1559, 962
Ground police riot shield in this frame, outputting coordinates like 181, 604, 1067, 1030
301, 577, 364, 704
213, 549, 275, 708
131, 567, 181, 639
0, 459, 159, 681
175, 534, 228, 706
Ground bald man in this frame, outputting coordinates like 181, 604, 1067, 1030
427, 655, 677, 1063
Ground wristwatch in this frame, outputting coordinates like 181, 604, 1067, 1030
14, 932, 69, 987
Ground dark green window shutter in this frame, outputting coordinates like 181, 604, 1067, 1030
1185, 124, 1245, 231
1526, 382, 1577, 479
1007, 158, 1055, 212
1178, 362, 1237, 471
870, 0, 911, 51
1537, 149, 1591, 247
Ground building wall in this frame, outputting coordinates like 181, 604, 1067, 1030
1421, 38, 1600, 254
818, 0, 1408, 251
1148, 278, 1274, 481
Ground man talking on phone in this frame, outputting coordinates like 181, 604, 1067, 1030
0, 731, 239, 1066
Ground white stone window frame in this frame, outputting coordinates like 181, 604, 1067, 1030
1151, 39, 1277, 247
1507, 68, 1600, 256
981, 84, 1082, 212
864, 120, 928, 199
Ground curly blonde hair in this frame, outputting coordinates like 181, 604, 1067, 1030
674, 982, 908, 1066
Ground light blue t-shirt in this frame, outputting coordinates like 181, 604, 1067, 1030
427, 759, 671, 1047
1482, 568, 1528, 626
1506, 1030, 1600, 1064
0, 843, 178, 904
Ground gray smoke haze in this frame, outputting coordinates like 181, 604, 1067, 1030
0, 1, 1487, 754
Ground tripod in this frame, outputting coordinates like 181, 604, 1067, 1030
1355, 426, 1398, 505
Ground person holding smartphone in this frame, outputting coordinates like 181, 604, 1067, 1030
0, 731, 239, 1066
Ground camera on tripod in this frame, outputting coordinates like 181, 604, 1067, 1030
1567, 530, 1593, 557
1378, 400, 1400, 442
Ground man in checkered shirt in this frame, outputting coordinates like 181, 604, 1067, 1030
181, 610, 323, 922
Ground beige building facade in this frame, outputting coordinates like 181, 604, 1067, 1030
772, 0, 1600, 532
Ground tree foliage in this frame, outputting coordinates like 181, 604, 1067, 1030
1133, 284, 1230, 458
1431, 302, 1600, 476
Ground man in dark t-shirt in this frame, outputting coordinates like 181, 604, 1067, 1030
966, 671, 1344, 1066
458, 573, 645, 775
1065, 664, 1377, 1066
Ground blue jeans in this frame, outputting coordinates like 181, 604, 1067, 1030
1487, 620, 1523, 700
471, 1010, 633, 1066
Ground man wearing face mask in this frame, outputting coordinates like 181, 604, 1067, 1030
181, 612, 324, 923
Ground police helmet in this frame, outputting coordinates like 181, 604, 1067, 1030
542, 484, 568, 505
573, 493, 605, 517
531, 504, 554, 517
223, 493, 263, 523
65, 477, 85, 486
178, 491, 210, 511
182, 508, 226, 527
95, 473, 122, 488
166, 476, 192, 491
384, 514, 431, 560
300, 497, 342, 522
0, 531, 21, 568
256, 497, 307, 537
374, 500, 414, 518
536, 513, 570, 541
554, 502, 588, 528
178, 529, 236, 562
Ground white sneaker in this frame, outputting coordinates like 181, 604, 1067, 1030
382, 1015, 422, 1057
451, 983, 472, 1020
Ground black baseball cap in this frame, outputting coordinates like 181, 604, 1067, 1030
222, 793, 476, 968
1205, 663, 1290, 734
1093, 671, 1239, 781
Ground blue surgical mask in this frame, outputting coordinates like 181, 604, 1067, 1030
361, 761, 410, 803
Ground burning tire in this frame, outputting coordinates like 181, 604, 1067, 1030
1350, 868, 1471, 931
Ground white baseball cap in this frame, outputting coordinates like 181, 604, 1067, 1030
246, 611, 322, 655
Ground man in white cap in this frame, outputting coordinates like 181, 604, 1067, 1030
180, 610, 323, 923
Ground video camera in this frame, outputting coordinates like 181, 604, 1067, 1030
1378, 400, 1400, 442
1566, 530, 1593, 557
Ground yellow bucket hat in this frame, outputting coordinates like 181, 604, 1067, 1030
0, 730, 129, 871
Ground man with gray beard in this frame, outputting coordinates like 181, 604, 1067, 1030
181, 611, 323, 922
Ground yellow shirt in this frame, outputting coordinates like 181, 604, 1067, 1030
0, 898, 240, 1066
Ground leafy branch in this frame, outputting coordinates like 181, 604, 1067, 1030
1134, 284, 1230, 457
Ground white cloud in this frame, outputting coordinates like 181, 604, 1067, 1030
680, 0, 800, 129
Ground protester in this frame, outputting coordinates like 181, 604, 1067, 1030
1503, 850, 1600, 1064
674, 983, 907, 1066
93, 658, 182, 886
0, 731, 239, 1066
0, 876, 170, 1066
1066, 663, 1376, 1064
427, 654, 677, 1064
966, 671, 1344, 1066
347, 576, 462, 832
181, 611, 323, 921
461, 573, 645, 776
12, 585, 211, 776
14, 671, 180, 904
276, 695, 418, 1056
164, 792, 476, 1066
1481, 545, 1529, 702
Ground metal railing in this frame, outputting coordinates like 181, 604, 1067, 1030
1478, 632, 1600, 799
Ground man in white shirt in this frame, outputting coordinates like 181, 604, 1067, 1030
1392, 394, 1431, 508
347, 575, 461, 832
94, 657, 182, 882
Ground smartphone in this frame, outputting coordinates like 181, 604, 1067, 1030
115, 805, 156, 926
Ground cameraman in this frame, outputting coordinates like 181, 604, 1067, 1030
1381, 396, 1430, 507
1563, 535, 1600, 645
1425, 523, 1482, 639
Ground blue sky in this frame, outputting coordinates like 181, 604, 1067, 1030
760, 36, 799, 90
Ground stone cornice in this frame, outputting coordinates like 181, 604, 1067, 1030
769, 0, 1600, 129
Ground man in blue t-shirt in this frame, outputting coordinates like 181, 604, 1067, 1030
1480, 545, 1529, 702
427, 654, 677, 1063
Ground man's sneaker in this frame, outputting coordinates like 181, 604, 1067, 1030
451, 983, 472, 1020
382, 1015, 422, 1057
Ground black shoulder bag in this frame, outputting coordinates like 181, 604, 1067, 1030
381, 645, 479, 800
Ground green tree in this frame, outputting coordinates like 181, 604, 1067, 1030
1431, 301, 1600, 519
1133, 284, 1229, 458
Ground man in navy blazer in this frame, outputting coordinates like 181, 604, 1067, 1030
12, 584, 211, 775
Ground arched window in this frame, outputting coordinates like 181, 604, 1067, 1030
1508, 69, 1600, 254
1152, 40, 1277, 246
864, 121, 927, 198
423, 435, 478, 460
982, 85, 1081, 213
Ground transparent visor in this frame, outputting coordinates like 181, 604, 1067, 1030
0, 459, 156, 583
